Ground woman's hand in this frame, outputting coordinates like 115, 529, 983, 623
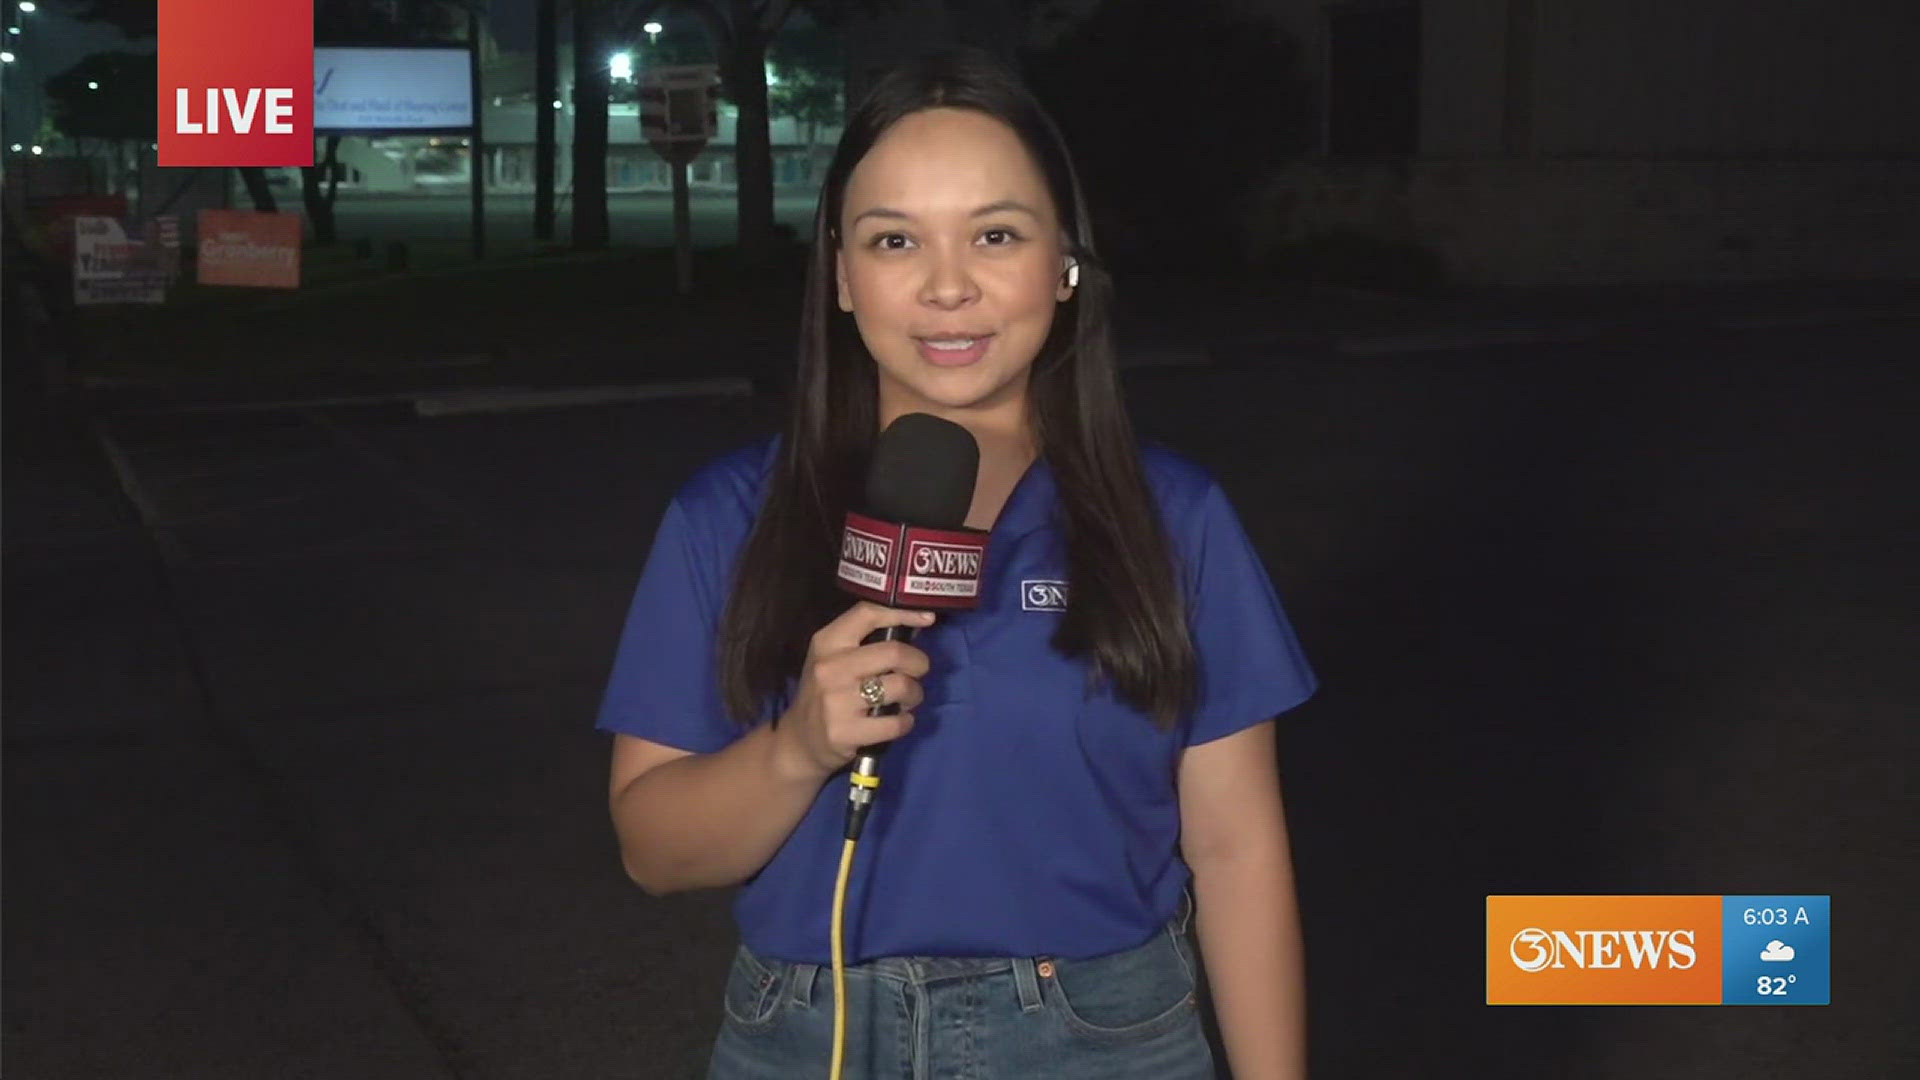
773, 601, 936, 781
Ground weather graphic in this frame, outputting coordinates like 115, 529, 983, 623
1722, 896, 1829, 1004
1487, 895, 1830, 1005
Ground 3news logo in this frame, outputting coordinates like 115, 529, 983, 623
838, 527, 893, 590
1507, 926, 1699, 972
159, 0, 314, 167
1487, 895, 1829, 1005
1021, 580, 1068, 612
835, 512, 990, 609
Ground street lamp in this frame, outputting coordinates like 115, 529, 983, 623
643, 21, 661, 45
31, 144, 42, 154
18, 2, 36, 12
88, 80, 99, 90
0, 51, 14, 64
609, 51, 631, 81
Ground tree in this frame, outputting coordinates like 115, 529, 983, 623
575, 0, 884, 261
581, 0, 703, 249
52, 0, 153, 37
653, 0, 794, 267
570, 0, 621, 247
43, 49, 152, 142
52, 0, 284, 209
42, 50, 153, 201
535, 0, 557, 239
1017, 0, 1314, 274
767, 16, 843, 178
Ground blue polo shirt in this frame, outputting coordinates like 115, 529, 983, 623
596, 433, 1318, 965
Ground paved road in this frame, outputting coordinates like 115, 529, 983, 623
323, 190, 827, 247
6, 320, 1916, 1077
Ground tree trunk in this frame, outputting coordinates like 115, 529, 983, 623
729, 30, 775, 267
326, 135, 343, 205
236, 168, 279, 212
534, 0, 557, 239
571, 0, 610, 248
301, 136, 342, 244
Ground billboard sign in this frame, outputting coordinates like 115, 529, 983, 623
314, 47, 473, 132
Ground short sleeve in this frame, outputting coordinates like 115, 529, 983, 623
1182, 480, 1320, 746
593, 496, 744, 754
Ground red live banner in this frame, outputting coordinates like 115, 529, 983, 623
159, 0, 313, 167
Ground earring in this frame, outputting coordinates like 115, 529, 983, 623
1064, 260, 1079, 288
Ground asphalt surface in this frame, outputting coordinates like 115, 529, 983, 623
324, 190, 827, 247
5, 314, 1918, 1078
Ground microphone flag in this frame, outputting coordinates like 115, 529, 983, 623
836, 511, 990, 611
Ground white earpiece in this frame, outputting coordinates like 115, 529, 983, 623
1065, 260, 1079, 288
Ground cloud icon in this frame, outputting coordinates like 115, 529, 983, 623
1761, 940, 1795, 962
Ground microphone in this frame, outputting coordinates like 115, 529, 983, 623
834, 413, 991, 839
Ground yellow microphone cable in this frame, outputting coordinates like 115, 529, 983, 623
830, 753, 882, 1080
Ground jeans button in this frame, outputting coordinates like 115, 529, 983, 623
1036, 961, 1055, 978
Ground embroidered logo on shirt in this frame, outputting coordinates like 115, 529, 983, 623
1021, 579, 1068, 612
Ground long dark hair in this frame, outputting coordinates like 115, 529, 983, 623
718, 45, 1198, 732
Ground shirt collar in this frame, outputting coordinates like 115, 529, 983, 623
989, 452, 1057, 542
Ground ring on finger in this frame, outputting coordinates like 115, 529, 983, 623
858, 674, 887, 709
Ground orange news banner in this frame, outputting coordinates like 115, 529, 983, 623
1488, 895, 1723, 1005
197, 210, 302, 289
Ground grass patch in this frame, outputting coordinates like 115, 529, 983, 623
73, 242, 809, 385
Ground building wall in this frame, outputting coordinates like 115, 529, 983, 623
1416, 0, 1508, 156
1244, 0, 1920, 283
1260, 0, 1920, 157
1410, 158, 1919, 282
1526, 0, 1917, 157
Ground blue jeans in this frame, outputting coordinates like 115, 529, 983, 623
706, 887, 1214, 1079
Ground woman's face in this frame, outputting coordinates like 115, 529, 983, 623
836, 107, 1075, 434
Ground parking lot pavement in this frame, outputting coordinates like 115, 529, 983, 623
8, 318, 1916, 1078
3, 405, 461, 1078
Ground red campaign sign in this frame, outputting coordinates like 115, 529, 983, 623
159, 0, 313, 167
835, 512, 991, 611
24, 195, 130, 265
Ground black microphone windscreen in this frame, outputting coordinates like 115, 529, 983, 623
865, 413, 979, 529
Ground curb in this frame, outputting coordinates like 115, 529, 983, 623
1209, 306, 1915, 361
412, 379, 753, 417
94, 378, 755, 418
1334, 323, 1617, 356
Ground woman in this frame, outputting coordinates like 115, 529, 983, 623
597, 46, 1318, 1079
